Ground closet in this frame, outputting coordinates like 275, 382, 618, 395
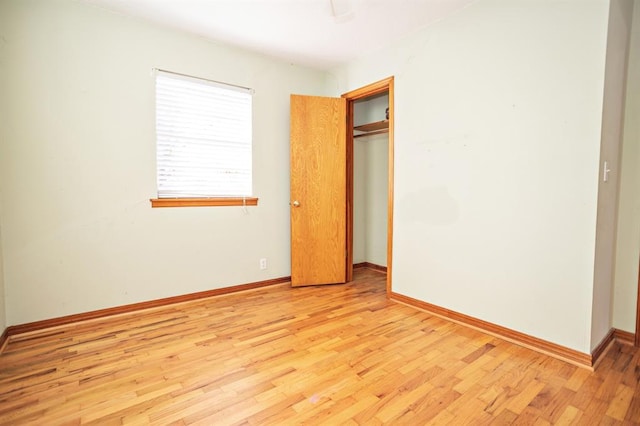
352, 92, 389, 272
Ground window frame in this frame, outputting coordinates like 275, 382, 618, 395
150, 197, 258, 208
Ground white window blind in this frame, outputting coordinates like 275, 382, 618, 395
155, 70, 253, 198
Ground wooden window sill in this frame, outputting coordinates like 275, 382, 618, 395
150, 197, 259, 208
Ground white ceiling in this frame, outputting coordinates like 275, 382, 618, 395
80, 0, 476, 70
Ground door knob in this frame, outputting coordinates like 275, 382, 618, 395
292, 200, 300, 207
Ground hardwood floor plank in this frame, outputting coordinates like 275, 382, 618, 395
605, 383, 635, 421
554, 404, 583, 425
245, 392, 304, 425
533, 386, 577, 423
625, 394, 640, 423
1, 268, 640, 424
570, 374, 605, 411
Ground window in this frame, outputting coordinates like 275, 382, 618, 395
151, 70, 257, 207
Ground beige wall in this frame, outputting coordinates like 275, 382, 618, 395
0, 220, 5, 333
353, 140, 367, 264
364, 134, 388, 267
0, 0, 328, 325
0, 0, 630, 354
332, 0, 610, 353
592, 0, 635, 349
613, 0, 640, 333
353, 134, 388, 267
0, 15, 6, 332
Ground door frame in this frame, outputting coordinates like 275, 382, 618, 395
342, 77, 394, 295
636, 258, 640, 346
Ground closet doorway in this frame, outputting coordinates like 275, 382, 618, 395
343, 77, 394, 294
288, 77, 393, 292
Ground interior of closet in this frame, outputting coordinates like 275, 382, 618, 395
352, 92, 389, 272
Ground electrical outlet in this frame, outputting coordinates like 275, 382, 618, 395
259, 258, 267, 270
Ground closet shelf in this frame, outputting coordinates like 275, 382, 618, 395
354, 120, 388, 133
353, 120, 389, 139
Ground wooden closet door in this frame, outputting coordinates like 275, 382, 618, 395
290, 94, 347, 287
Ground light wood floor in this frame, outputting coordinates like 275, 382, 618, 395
1, 268, 639, 425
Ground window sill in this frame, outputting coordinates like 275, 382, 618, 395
150, 197, 259, 208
